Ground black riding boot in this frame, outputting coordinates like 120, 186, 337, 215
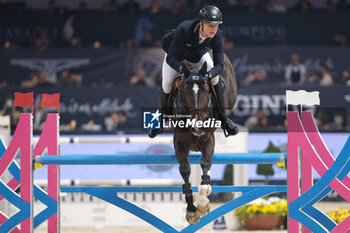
148, 88, 170, 138
213, 82, 239, 136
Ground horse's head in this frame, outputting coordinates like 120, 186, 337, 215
178, 62, 213, 136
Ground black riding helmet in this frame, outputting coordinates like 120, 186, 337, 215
199, 5, 223, 24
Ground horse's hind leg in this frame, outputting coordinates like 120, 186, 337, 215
198, 141, 214, 216
175, 140, 199, 225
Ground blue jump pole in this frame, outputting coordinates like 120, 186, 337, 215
35, 153, 286, 165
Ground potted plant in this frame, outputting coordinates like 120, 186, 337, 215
234, 197, 287, 230
257, 141, 281, 184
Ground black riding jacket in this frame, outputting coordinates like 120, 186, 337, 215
162, 19, 224, 78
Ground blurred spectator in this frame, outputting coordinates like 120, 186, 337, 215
319, 65, 334, 86
121, 0, 140, 13
110, 0, 120, 11
331, 112, 345, 130
30, 26, 49, 51
70, 71, 83, 87
304, 71, 319, 84
134, 17, 155, 47
202, 0, 228, 10
104, 111, 127, 132
146, 0, 163, 14
37, 71, 55, 87
0, 97, 20, 129
33, 105, 47, 131
139, 32, 155, 47
59, 70, 71, 84
119, 38, 134, 48
102, 1, 112, 13
285, 53, 306, 85
330, 31, 348, 47
315, 109, 330, 130
129, 69, 146, 85
79, 1, 88, 12
57, 70, 73, 86
154, 37, 162, 47
244, 109, 268, 130
93, 40, 102, 48
0, 97, 13, 116
246, 0, 262, 12
81, 120, 102, 131
265, 0, 286, 13
336, 0, 350, 12
326, 0, 336, 12
93, 77, 114, 88
60, 120, 77, 131
170, 0, 183, 14
3, 40, 16, 49
341, 69, 350, 86
242, 69, 267, 86
223, 36, 234, 50
231, 0, 248, 11
292, 0, 313, 12
185, 0, 196, 11
62, 13, 82, 47
0, 76, 7, 88
47, 0, 57, 13
21, 71, 40, 88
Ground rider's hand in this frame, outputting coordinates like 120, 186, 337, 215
179, 63, 190, 77
204, 72, 212, 80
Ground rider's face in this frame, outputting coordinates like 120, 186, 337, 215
201, 22, 219, 38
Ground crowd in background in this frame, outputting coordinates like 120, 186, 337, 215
0, 0, 350, 50
1, 0, 350, 14
1, 0, 350, 133
0, 0, 349, 89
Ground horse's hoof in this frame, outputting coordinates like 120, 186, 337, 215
197, 203, 210, 216
186, 211, 200, 225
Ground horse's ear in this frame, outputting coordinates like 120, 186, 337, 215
199, 62, 207, 76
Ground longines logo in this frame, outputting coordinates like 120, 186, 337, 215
10, 58, 90, 78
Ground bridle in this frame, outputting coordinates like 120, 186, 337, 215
178, 74, 212, 118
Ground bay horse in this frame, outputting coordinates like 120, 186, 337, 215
171, 54, 237, 224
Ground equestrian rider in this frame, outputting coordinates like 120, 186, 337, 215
148, 5, 239, 138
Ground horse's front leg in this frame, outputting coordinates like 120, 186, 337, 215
197, 136, 215, 216
174, 139, 199, 225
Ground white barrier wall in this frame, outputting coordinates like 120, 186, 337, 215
215, 126, 249, 198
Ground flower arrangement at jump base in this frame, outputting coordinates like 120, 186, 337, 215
327, 208, 350, 224
234, 197, 287, 230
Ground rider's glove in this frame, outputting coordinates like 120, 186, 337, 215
204, 71, 212, 80
179, 63, 190, 77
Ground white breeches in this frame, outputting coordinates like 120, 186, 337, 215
161, 52, 219, 94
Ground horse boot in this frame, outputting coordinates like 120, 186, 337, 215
213, 82, 239, 137
148, 88, 170, 138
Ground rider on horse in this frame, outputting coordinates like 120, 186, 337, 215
148, 5, 239, 138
